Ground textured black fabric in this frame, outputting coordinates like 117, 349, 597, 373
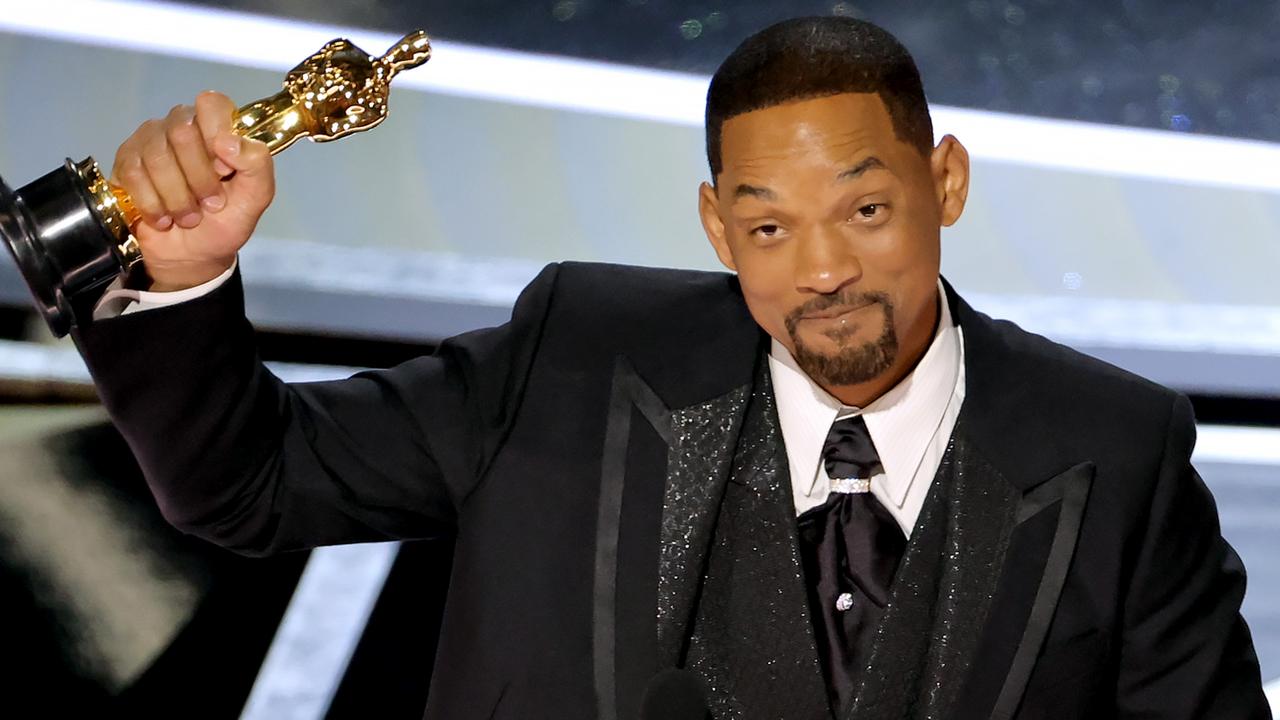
796, 416, 907, 716
71, 265, 1271, 719
682, 362, 830, 720
845, 434, 1019, 720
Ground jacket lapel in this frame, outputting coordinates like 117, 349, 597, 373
990, 460, 1095, 720
590, 281, 763, 720
950, 457, 1096, 720
592, 346, 823, 720
592, 356, 678, 720
682, 357, 829, 719
943, 280, 1099, 720
592, 274, 1101, 720
845, 430, 1021, 720
656, 380, 752, 662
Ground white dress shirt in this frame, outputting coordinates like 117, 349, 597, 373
96, 266, 965, 539
768, 281, 966, 536
92, 257, 239, 320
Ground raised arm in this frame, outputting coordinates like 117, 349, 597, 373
71, 92, 559, 555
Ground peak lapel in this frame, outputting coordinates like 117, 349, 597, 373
593, 356, 675, 720
590, 286, 763, 720
657, 381, 753, 662
843, 429, 1021, 720
951, 458, 1096, 720
942, 279, 1099, 720
682, 358, 830, 719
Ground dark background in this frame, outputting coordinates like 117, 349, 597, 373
183, 0, 1280, 144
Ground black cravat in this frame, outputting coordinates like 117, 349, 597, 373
796, 415, 908, 717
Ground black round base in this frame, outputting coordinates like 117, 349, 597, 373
0, 159, 125, 338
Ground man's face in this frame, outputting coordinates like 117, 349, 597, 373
699, 92, 969, 397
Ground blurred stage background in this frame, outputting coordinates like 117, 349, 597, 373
0, 0, 1277, 717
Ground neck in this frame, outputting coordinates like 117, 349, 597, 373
821, 287, 942, 408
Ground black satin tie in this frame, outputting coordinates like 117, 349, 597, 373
796, 415, 907, 717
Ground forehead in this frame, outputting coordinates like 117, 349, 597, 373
719, 93, 901, 177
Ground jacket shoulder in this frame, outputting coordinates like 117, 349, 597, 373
530, 262, 760, 408
554, 261, 739, 304
983, 314, 1180, 410
957, 302, 1191, 488
546, 261, 748, 338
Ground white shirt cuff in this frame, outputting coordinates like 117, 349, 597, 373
92, 257, 238, 320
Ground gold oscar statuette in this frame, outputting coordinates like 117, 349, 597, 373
0, 30, 432, 337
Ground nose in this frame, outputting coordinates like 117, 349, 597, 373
794, 226, 862, 295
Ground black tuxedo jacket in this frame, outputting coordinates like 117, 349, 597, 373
75, 262, 1270, 719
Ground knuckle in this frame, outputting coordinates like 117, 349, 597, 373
196, 90, 232, 115
167, 119, 200, 146
132, 191, 161, 213
140, 136, 171, 167
137, 118, 163, 138
111, 147, 132, 175
116, 156, 147, 184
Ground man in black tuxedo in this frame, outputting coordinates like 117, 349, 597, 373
74, 16, 1269, 720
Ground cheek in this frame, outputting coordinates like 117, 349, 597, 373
862, 218, 941, 292
881, 238, 941, 334
733, 255, 796, 339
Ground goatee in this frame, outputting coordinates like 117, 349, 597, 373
785, 291, 898, 387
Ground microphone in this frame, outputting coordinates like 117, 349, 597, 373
641, 668, 710, 720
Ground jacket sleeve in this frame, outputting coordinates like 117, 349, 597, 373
1116, 393, 1272, 719
71, 262, 560, 556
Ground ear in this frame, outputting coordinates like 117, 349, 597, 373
699, 181, 737, 271
930, 134, 970, 227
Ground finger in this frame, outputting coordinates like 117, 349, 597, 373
213, 133, 274, 214
166, 104, 225, 213
194, 90, 236, 177
111, 120, 172, 231
141, 115, 201, 229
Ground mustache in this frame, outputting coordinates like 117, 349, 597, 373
784, 289, 893, 332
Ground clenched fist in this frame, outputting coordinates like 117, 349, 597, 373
111, 91, 275, 291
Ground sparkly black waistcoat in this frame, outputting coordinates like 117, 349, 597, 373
663, 359, 1020, 720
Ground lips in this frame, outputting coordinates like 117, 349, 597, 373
800, 302, 873, 321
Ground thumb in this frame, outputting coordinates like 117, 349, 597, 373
213, 132, 274, 211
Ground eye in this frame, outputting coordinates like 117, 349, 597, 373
856, 204, 883, 218
752, 224, 782, 238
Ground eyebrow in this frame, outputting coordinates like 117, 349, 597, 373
837, 156, 887, 181
732, 156, 888, 203
733, 183, 777, 201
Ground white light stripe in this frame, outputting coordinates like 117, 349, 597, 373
2, 0, 1279, 193
964, 292, 1280, 357
928, 106, 1280, 194
0, 0, 709, 127
0, 338, 358, 384
239, 542, 399, 720
1195, 425, 1280, 467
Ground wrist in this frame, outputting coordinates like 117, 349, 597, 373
145, 259, 235, 292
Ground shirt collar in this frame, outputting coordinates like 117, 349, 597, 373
769, 279, 962, 508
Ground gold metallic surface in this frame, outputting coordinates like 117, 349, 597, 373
74, 158, 139, 267
238, 29, 432, 152
94, 30, 431, 268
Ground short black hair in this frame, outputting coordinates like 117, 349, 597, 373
705, 16, 934, 179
